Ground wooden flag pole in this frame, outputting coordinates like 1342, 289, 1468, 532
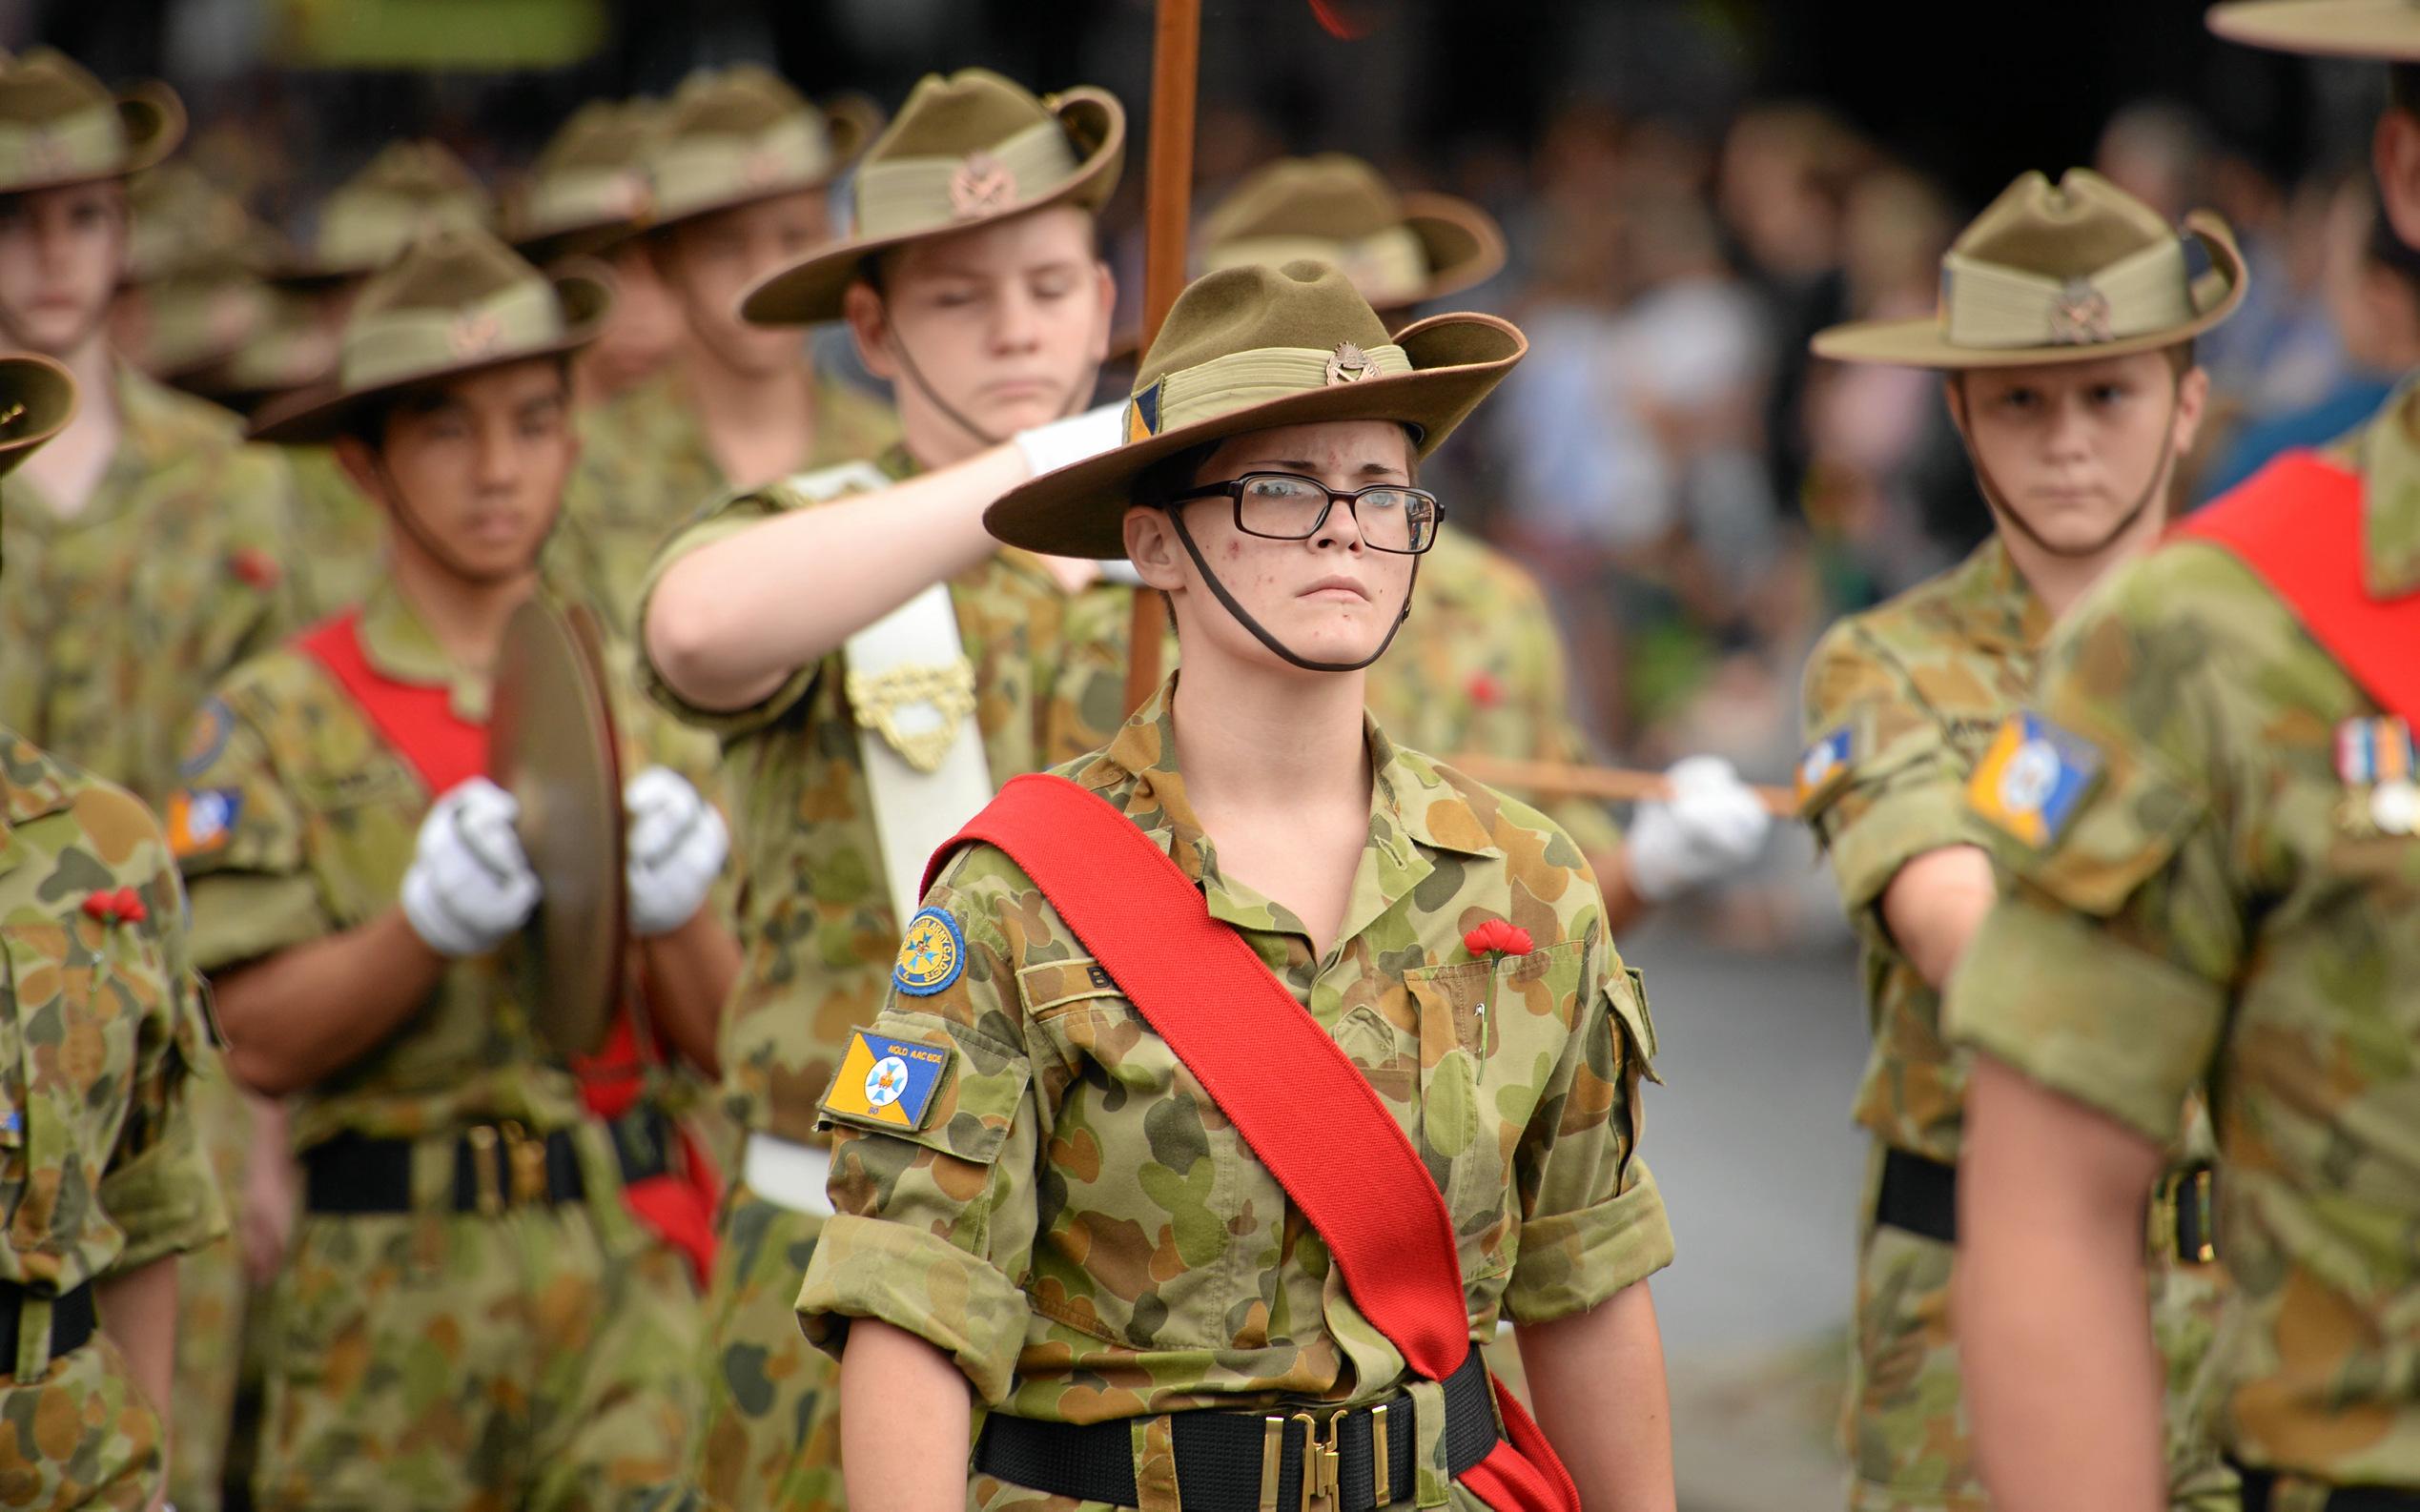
1440, 752, 1799, 818
1119, 0, 1201, 715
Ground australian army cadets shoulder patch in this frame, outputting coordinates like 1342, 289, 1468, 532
893, 906, 967, 996
822, 1028, 954, 1131
1967, 712, 2103, 848
1795, 725, 1854, 813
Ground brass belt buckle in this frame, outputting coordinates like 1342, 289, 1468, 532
1292, 1409, 1345, 1512
846, 658, 977, 774
466, 1125, 504, 1216
501, 1121, 549, 1207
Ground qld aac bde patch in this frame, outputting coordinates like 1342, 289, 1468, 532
821, 1029, 953, 1130
1967, 712, 2103, 848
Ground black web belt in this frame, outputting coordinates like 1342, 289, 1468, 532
0, 1282, 94, 1375
974, 1348, 1499, 1512
303, 1105, 675, 1216
1877, 1147, 2220, 1262
2240, 1463, 2420, 1510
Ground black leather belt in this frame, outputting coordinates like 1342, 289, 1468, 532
2241, 1463, 2420, 1510
0, 1282, 94, 1375
974, 1348, 1498, 1512
1876, 1148, 2220, 1261
303, 1110, 671, 1216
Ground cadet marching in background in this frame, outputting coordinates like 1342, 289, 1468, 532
163, 227, 732, 1510
1946, 5, 2420, 1509
568, 65, 900, 628
0, 49, 305, 1512
637, 65, 1138, 1512
269, 139, 495, 621
0, 351, 229, 1511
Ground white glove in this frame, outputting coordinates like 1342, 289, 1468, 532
1012, 402, 1126, 478
624, 766, 728, 937
400, 778, 541, 958
1622, 755, 1772, 904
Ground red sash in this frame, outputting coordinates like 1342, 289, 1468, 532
297, 613, 718, 1276
927, 773, 1582, 1512
2176, 451, 2420, 725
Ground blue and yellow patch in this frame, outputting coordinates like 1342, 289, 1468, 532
1794, 725, 1854, 812
1123, 380, 1163, 444
892, 907, 966, 997
165, 788, 241, 859
1967, 713, 2102, 848
822, 1028, 953, 1130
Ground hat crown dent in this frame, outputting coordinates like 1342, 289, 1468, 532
665, 64, 815, 146
1138, 259, 1398, 393
536, 98, 657, 178
1954, 168, 2179, 285
0, 48, 117, 124
1208, 154, 1407, 245
871, 69, 1064, 167
353, 225, 549, 327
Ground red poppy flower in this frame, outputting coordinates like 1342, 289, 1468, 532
1463, 919, 1532, 958
81, 891, 115, 922
1466, 671, 1504, 710
113, 888, 147, 925
229, 547, 281, 590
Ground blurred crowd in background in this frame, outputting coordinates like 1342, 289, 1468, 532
10, 0, 2401, 943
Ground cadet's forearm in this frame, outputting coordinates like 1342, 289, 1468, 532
646, 444, 1031, 711
1880, 844, 1998, 989
839, 1318, 974, 1511
95, 1256, 176, 1438
1956, 1056, 2167, 1512
212, 909, 448, 1095
1517, 1280, 1675, 1512
636, 909, 739, 1076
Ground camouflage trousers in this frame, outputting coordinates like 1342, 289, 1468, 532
1842, 1146, 2237, 1512
169, 1071, 256, 1512
0, 1335, 162, 1510
254, 1180, 701, 1512
691, 1184, 840, 1512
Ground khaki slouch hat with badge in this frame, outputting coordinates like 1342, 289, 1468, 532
1813, 167, 2246, 368
641, 65, 877, 235
249, 224, 606, 444
739, 67, 1125, 327
0, 48, 182, 195
987, 258, 1523, 559
1202, 153, 1506, 310
503, 97, 663, 265
280, 140, 494, 286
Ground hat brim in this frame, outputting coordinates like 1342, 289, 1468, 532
511, 217, 642, 268
738, 87, 1126, 328
641, 99, 885, 238
1810, 211, 2249, 369
985, 310, 1526, 559
0, 83, 186, 194
2206, 0, 2420, 57
1399, 192, 1507, 305
248, 273, 610, 444
0, 353, 79, 479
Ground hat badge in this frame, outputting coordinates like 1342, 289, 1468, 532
740, 146, 786, 191
1324, 340, 1374, 385
23, 127, 71, 179
2048, 278, 2114, 345
948, 152, 1016, 219
447, 310, 505, 360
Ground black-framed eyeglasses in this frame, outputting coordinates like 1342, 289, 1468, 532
1165, 472, 1444, 555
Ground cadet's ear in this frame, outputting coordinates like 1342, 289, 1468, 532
844, 280, 895, 381
1123, 505, 1187, 591
2377, 109, 2420, 254
332, 435, 385, 504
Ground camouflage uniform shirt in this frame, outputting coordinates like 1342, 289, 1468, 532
574, 367, 899, 626
638, 448, 1070, 1146
796, 683, 1671, 1504
1946, 393, 2420, 1486
0, 364, 299, 804
0, 728, 226, 1302
278, 445, 386, 622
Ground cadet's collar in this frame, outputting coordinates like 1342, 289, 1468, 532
2358, 381, 2420, 597
358, 580, 493, 723
0, 728, 75, 834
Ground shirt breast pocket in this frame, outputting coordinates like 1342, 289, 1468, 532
1403, 941, 1585, 1280
1015, 956, 1277, 1352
